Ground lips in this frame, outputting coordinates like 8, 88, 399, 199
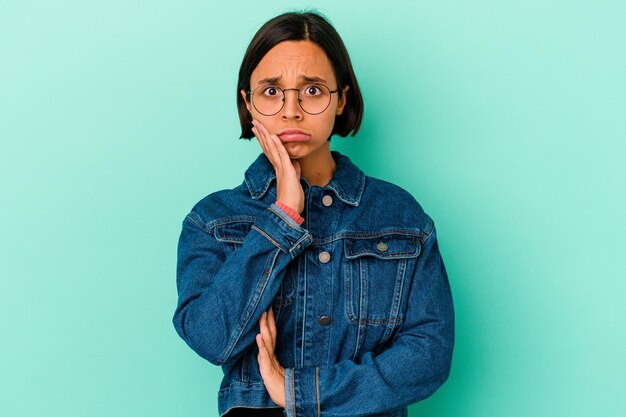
277, 128, 311, 142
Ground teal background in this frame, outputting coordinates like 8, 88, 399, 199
1, 0, 624, 416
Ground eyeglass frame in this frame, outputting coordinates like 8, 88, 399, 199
246, 84, 339, 116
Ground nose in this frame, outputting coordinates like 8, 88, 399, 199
282, 89, 303, 119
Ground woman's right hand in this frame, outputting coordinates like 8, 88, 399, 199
252, 119, 305, 214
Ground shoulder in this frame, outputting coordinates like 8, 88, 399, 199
363, 175, 421, 205
360, 174, 435, 237
183, 182, 252, 228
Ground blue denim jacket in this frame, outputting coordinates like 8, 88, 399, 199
173, 150, 454, 417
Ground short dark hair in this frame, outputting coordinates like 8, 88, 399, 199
237, 11, 364, 139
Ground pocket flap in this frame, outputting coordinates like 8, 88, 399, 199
211, 217, 255, 244
344, 234, 420, 260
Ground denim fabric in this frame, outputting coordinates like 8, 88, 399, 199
173, 151, 454, 417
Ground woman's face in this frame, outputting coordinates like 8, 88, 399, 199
241, 40, 348, 161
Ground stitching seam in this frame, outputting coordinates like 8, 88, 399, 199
251, 225, 284, 251
292, 368, 297, 417
315, 367, 320, 417
184, 215, 206, 231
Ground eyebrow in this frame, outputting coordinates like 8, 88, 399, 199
256, 75, 328, 85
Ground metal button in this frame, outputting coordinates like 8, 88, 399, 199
322, 195, 333, 207
376, 242, 389, 252
318, 251, 331, 263
319, 315, 331, 325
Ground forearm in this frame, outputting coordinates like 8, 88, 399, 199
284, 227, 454, 417
283, 324, 453, 417
173, 203, 312, 365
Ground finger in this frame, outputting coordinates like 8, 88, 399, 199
256, 333, 270, 375
252, 121, 273, 157
252, 124, 272, 162
257, 333, 281, 382
269, 134, 293, 172
252, 121, 272, 158
256, 332, 272, 366
267, 308, 277, 342
256, 122, 288, 164
257, 336, 285, 410
258, 311, 269, 339
254, 119, 272, 142
258, 310, 267, 335
292, 159, 301, 178
266, 309, 279, 365
259, 311, 275, 354
255, 121, 283, 172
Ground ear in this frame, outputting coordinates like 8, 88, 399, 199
240, 89, 252, 113
335, 85, 350, 115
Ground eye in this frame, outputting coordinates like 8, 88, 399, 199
302, 85, 322, 96
262, 86, 281, 97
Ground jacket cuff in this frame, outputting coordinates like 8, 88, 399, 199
284, 367, 320, 417
275, 201, 305, 225
251, 204, 312, 259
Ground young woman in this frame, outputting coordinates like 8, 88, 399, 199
173, 11, 454, 417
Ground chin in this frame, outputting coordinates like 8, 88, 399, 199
283, 142, 308, 158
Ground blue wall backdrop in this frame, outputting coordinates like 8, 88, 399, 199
1, 1, 624, 416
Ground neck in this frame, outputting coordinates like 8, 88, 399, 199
298, 143, 336, 187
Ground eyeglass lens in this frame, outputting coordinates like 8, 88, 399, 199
252, 85, 332, 115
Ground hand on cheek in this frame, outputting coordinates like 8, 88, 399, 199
251, 119, 304, 213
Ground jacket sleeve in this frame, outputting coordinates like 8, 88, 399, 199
173, 203, 313, 365
283, 227, 454, 417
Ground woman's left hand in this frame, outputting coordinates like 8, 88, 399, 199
256, 308, 286, 408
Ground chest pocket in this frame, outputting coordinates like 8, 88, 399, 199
211, 216, 296, 306
343, 233, 421, 327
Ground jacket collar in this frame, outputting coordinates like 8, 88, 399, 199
244, 150, 366, 206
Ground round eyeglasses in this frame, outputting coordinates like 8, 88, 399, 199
247, 84, 338, 116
